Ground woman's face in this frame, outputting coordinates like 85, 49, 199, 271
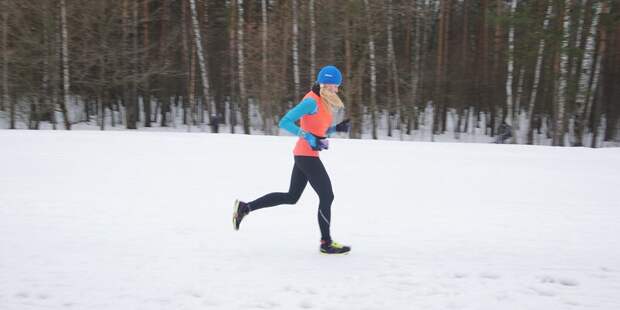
323, 84, 339, 93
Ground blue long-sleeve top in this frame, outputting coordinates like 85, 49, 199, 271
279, 98, 336, 136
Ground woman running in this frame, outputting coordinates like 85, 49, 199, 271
233, 65, 351, 255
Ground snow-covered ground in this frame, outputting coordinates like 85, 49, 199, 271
1, 130, 619, 310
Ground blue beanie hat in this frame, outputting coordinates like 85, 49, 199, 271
316, 65, 342, 86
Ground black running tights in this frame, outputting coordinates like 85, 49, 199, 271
248, 156, 334, 242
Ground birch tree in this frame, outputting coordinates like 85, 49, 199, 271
188, 27, 197, 129
260, 0, 272, 134
434, 0, 449, 136
237, 0, 249, 133
574, 0, 600, 146
59, 0, 72, 129
1, 0, 8, 113
291, 0, 300, 103
589, 1, 608, 148
553, 0, 570, 146
456, 0, 469, 138
505, 0, 517, 131
188, 0, 212, 128
343, 1, 352, 133
526, 0, 552, 145
128, 0, 140, 129
2, 0, 12, 129
309, 0, 316, 82
386, 0, 401, 137
228, 0, 237, 133
491, 0, 503, 135
38, 1, 56, 130
364, 0, 378, 139
407, 0, 422, 135
477, 0, 490, 135
143, 0, 152, 127
158, 0, 171, 127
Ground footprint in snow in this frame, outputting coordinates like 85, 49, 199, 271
453, 272, 469, 279
184, 290, 202, 298
244, 300, 280, 309
529, 286, 557, 297
539, 275, 579, 287
283, 286, 318, 296
299, 300, 314, 309
558, 278, 579, 287
480, 272, 501, 280
14, 292, 29, 299
202, 299, 221, 307
564, 300, 581, 306
396, 280, 420, 288
304, 288, 318, 295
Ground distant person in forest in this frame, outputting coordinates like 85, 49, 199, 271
233, 65, 351, 255
496, 121, 513, 144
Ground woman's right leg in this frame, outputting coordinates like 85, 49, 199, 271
246, 162, 308, 212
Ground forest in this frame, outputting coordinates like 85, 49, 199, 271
1, 0, 619, 147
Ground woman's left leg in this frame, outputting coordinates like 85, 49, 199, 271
294, 156, 334, 243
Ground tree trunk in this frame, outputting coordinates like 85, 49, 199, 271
180, 0, 189, 126
121, 0, 138, 129
1, 0, 7, 112
455, 0, 470, 139
505, 0, 517, 131
41, 23, 51, 130
344, 1, 363, 139
514, 66, 525, 133
228, 0, 237, 134
188, 28, 197, 130
491, 0, 503, 136
10, 90, 15, 129
564, 0, 581, 126
364, 0, 378, 139
291, 0, 300, 103
478, 0, 489, 136
127, 0, 139, 129
0, 0, 10, 111
526, 0, 552, 145
189, 0, 212, 129
59, 0, 72, 129
309, 0, 316, 82
50, 44, 59, 130
434, 0, 449, 136
602, 9, 620, 143
386, 0, 401, 138
574, 0, 598, 146
260, 0, 271, 134
159, 0, 171, 127
590, 1, 608, 148
553, 0, 570, 146
407, 0, 422, 135
419, 0, 434, 134
143, 0, 151, 127
237, 0, 249, 134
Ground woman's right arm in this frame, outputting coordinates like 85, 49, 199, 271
278, 98, 318, 136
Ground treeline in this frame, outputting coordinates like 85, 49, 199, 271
1, 0, 618, 146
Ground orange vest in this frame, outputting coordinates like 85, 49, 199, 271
293, 91, 333, 157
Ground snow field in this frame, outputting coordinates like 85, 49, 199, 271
1, 130, 619, 309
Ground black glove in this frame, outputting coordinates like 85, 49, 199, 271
334, 119, 351, 133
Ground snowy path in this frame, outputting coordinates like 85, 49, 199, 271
1, 130, 619, 309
